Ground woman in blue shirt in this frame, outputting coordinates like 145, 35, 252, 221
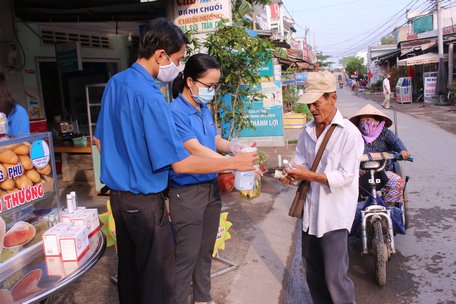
169, 54, 245, 304
0, 72, 30, 136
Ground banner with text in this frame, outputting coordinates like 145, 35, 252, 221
240, 81, 284, 137
174, 0, 232, 33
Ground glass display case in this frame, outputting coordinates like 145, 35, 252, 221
0, 133, 59, 280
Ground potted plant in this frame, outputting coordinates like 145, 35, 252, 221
283, 103, 311, 128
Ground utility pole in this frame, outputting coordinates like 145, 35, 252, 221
437, 0, 444, 58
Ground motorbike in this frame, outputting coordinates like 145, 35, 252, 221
350, 152, 413, 286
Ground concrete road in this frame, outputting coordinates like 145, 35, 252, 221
48, 85, 456, 304
333, 87, 456, 303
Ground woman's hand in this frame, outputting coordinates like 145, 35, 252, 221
400, 150, 412, 160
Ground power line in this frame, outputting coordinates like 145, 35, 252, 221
325, 0, 435, 57
322, 0, 418, 49
291, 0, 361, 13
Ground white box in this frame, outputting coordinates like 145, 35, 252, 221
60, 210, 75, 224
42, 223, 71, 256
59, 226, 89, 262
70, 209, 100, 237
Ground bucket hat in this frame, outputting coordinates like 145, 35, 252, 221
297, 71, 336, 104
349, 104, 393, 128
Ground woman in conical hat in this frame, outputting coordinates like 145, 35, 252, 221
350, 104, 412, 206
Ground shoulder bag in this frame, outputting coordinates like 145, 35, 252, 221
288, 124, 337, 218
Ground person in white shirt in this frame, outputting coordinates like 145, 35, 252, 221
282, 71, 364, 303
382, 74, 392, 109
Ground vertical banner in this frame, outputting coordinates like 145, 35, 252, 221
424, 76, 437, 97
174, 0, 232, 33
240, 81, 284, 138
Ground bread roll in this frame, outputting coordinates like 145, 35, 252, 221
15, 175, 33, 189
0, 150, 18, 164
19, 155, 33, 170
37, 164, 51, 175
0, 179, 15, 190
26, 170, 41, 183
13, 144, 30, 155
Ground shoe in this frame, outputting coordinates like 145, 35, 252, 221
381, 104, 385, 108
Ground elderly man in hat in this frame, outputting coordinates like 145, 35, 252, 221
282, 71, 364, 303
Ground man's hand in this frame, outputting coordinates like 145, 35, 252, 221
280, 174, 293, 185
284, 163, 310, 181
231, 151, 259, 171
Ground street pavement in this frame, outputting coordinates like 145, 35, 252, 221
49, 86, 456, 304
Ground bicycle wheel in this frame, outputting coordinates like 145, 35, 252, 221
373, 220, 387, 286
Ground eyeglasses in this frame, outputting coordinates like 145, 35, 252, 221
195, 79, 221, 92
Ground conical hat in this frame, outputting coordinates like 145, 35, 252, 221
349, 104, 393, 128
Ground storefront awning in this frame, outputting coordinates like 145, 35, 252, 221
401, 40, 437, 56
397, 53, 448, 66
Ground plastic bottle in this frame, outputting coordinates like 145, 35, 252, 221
70, 191, 78, 208
283, 159, 293, 170
234, 147, 257, 191
66, 194, 75, 214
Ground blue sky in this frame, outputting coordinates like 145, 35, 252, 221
281, 0, 444, 63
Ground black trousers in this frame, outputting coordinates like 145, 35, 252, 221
302, 229, 355, 304
169, 180, 221, 304
110, 190, 175, 304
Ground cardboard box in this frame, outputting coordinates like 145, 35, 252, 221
71, 209, 100, 237
42, 223, 71, 256
60, 210, 74, 224
59, 226, 89, 262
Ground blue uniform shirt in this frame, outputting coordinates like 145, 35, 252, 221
169, 94, 218, 187
95, 63, 189, 194
8, 104, 30, 136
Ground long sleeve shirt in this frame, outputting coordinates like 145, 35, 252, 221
294, 110, 364, 237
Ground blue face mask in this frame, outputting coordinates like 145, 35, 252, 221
191, 86, 216, 105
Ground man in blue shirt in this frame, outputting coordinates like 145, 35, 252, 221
95, 18, 257, 304
0, 72, 30, 136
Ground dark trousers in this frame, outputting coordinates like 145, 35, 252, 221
169, 180, 222, 304
302, 229, 355, 304
110, 190, 175, 304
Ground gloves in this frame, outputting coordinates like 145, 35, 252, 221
228, 141, 249, 155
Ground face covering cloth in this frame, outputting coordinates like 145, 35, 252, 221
359, 120, 385, 144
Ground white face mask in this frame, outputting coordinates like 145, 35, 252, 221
156, 53, 180, 83
190, 86, 216, 105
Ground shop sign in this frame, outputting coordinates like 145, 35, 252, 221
174, 0, 232, 33
0, 184, 44, 213
55, 42, 82, 73
424, 76, 437, 97
270, 3, 280, 22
